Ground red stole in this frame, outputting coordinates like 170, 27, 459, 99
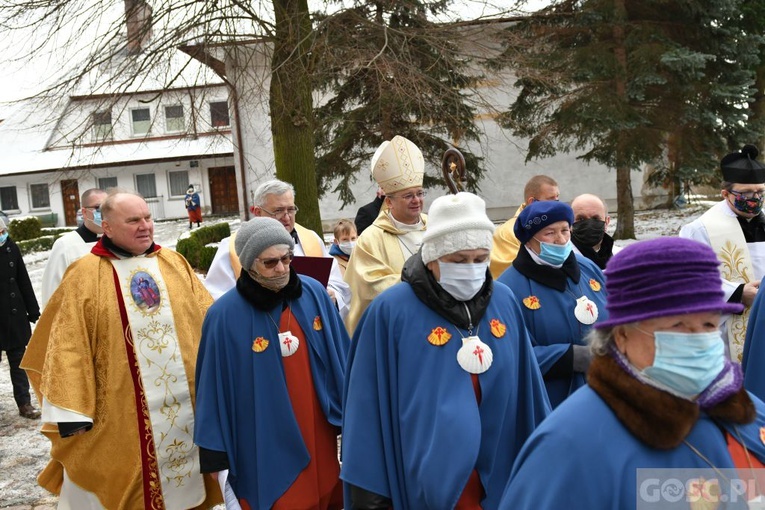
726, 431, 765, 502
455, 374, 485, 509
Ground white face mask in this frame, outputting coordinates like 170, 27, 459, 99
436, 260, 488, 301
338, 241, 355, 255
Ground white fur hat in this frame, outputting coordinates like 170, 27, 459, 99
371, 135, 425, 195
421, 192, 495, 264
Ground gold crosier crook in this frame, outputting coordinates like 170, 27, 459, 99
441, 147, 468, 194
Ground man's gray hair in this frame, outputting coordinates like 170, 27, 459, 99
587, 326, 616, 357
252, 180, 295, 207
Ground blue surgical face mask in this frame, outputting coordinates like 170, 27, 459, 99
92, 210, 102, 227
639, 330, 725, 399
0, 232, 8, 245
537, 240, 573, 266
436, 260, 488, 301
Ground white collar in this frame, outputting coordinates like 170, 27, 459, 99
388, 211, 423, 232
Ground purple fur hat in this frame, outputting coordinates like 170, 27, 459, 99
595, 237, 743, 329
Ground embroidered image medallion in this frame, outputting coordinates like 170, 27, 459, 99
130, 271, 161, 313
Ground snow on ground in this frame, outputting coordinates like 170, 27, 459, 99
0, 205, 707, 507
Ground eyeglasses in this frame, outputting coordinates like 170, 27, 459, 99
83, 205, 101, 211
730, 190, 765, 200
389, 191, 427, 201
257, 252, 294, 269
260, 206, 299, 218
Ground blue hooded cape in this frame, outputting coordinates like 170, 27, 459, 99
193, 275, 349, 509
743, 290, 765, 400
500, 386, 765, 509
341, 280, 551, 509
497, 254, 607, 407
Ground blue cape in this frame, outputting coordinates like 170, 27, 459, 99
497, 254, 607, 407
500, 386, 765, 509
341, 280, 551, 509
193, 276, 349, 509
743, 290, 765, 400
328, 243, 347, 258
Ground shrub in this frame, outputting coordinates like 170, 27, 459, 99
199, 246, 219, 272
18, 236, 55, 255
176, 236, 204, 268
9, 217, 42, 242
194, 223, 231, 245
177, 222, 231, 272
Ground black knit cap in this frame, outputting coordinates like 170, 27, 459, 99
721, 144, 765, 184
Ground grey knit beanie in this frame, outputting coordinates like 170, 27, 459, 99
235, 217, 294, 270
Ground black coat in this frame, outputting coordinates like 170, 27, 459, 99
354, 195, 385, 235
0, 238, 40, 351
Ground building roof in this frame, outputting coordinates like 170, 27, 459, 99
0, 97, 232, 176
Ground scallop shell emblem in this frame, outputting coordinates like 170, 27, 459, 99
279, 331, 300, 357
313, 316, 323, 331
589, 279, 601, 292
573, 296, 598, 325
428, 326, 452, 346
489, 319, 506, 338
523, 296, 541, 310
456, 336, 493, 374
252, 336, 269, 353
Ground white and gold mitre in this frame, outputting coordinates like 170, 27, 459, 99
371, 135, 425, 195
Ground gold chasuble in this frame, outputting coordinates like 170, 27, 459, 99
489, 204, 525, 279
344, 210, 427, 334
22, 246, 220, 510
700, 208, 754, 361
228, 223, 323, 278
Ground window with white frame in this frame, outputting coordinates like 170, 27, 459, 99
30, 183, 50, 209
168, 171, 190, 197
210, 101, 230, 127
165, 105, 184, 133
98, 177, 118, 191
135, 173, 157, 198
0, 186, 18, 210
92, 110, 113, 141
131, 107, 151, 136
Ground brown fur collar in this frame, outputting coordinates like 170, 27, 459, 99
587, 354, 755, 449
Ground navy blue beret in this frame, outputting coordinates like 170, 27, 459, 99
514, 200, 574, 244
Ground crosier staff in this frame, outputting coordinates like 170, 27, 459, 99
442, 147, 468, 194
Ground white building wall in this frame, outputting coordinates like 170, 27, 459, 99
49, 86, 231, 148
0, 156, 233, 226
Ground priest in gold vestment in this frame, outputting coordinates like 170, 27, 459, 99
344, 135, 428, 334
22, 190, 221, 510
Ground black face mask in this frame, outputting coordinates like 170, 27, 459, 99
572, 218, 606, 247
